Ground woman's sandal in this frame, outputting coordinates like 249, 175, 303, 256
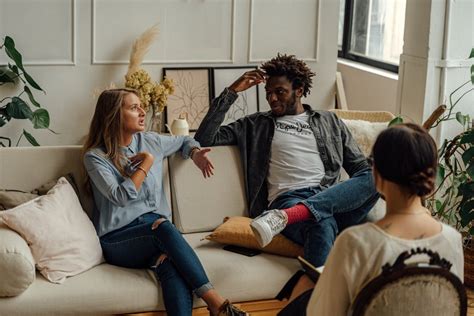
210, 299, 249, 316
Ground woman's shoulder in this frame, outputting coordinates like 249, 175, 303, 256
334, 223, 382, 250
83, 147, 109, 167
84, 147, 105, 159
140, 131, 164, 145
439, 222, 463, 244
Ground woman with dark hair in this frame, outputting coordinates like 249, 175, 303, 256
83, 89, 247, 316
279, 123, 463, 315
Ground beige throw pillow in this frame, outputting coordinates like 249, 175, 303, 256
0, 190, 39, 210
0, 177, 103, 284
205, 216, 304, 258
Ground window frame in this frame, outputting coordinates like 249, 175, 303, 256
338, 0, 400, 73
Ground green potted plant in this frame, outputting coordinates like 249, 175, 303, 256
425, 67, 473, 286
0, 36, 52, 146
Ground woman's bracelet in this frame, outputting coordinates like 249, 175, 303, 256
190, 147, 201, 159
136, 166, 148, 177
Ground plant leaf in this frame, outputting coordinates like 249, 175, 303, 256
467, 164, 474, 179
456, 111, 466, 126
7, 63, 19, 75
470, 48, 474, 59
0, 67, 15, 84
22, 129, 39, 146
435, 200, 442, 212
460, 200, 474, 225
436, 165, 445, 186
31, 109, 49, 129
5, 97, 33, 119
23, 71, 43, 92
0, 116, 6, 127
461, 130, 474, 144
463, 147, 474, 166
388, 116, 403, 127
469, 227, 474, 237
4, 36, 24, 70
24, 86, 41, 107
471, 64, 474, 85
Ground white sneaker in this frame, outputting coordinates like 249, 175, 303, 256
250, 209, 288, 247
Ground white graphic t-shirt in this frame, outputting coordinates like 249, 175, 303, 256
267, 111, 325, 203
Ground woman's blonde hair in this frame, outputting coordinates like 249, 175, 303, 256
82, 88, 139, 190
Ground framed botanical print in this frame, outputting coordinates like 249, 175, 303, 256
212, 66, 260, 125
163, 68, 212, 131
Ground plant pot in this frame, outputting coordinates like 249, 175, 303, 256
465, 242, 474, 288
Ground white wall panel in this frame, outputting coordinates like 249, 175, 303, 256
248, 0, 319, 62
0, 0, 75, 65
0, 0, 338, 146
92, 0, 235, 64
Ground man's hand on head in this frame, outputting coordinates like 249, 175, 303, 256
229, 69, 267, 93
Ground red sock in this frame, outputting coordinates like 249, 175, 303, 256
283, 204, 313, 224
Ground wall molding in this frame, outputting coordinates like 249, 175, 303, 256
400, 54, 473, 69
0, 0, 76, 66
91, 0, 236, 65
247, 0, 320, 63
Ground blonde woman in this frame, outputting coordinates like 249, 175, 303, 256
83, 89, 247, 316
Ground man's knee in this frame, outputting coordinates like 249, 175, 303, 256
305, 217, 338, 240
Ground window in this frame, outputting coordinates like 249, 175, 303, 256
338, 0, 406, 73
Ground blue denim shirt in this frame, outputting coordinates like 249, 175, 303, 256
84, 132, 199, 237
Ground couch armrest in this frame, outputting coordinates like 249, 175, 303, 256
0, 220, 35, 297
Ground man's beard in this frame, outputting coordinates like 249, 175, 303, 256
283, 91, 298, 115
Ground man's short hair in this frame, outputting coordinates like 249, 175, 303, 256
260, 54, 316, 97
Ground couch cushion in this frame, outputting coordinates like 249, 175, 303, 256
186, 232, 300, 305
0, 264, 161, 315
0, 221, 35, 297
0, 233, 300, 314
169, 146, 247, 233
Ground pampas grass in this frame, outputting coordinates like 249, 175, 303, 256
92, 82, 117, 98
126, 24, 159, 78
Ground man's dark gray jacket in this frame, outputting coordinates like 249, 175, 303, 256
195, 88, 370, 218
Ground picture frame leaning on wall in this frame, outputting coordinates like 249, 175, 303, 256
162, 67, 212, 132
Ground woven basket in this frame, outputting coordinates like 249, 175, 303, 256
465, 243, 474, 288
329, 109, 395, 123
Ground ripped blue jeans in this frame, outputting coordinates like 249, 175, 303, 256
100, 212, 213, 316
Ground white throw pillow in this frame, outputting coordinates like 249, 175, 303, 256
341, 119, 389, 156
0, 177, 103, 284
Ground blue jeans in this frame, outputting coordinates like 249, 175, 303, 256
269, 169, 379, 267
100, 213, 213, 316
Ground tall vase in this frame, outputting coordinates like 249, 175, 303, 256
146, 110, 164, 133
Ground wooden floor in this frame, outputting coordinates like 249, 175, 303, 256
127, 299, 287, 316
468, 289, 474, 315
130, 289, 474, 315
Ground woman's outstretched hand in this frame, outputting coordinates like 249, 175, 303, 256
192, 148, 214, 178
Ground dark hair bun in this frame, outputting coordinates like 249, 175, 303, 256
407, 168, 436, 196
372, 123, 438, 197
